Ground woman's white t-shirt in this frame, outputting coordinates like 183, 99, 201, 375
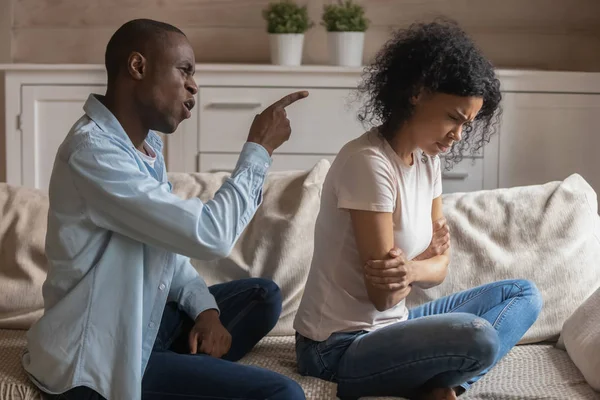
293, 128, 443, 342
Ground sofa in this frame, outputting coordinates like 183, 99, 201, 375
1, 159, 600, 400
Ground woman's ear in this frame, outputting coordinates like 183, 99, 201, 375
410, 87, 425, 105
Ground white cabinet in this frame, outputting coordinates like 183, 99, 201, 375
440, 158, 486, 194
10, 83, 196, 190
198, 87, 362, 154
498, 92, 600, 194
2, 64, 600, 197
199, 153, 337, 173
20, 85, 104, 189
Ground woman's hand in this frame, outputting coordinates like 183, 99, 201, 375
363, 248, 415, 291
414, 218, 450, 261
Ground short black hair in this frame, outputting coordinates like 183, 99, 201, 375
357, 19, 502, 169
105, 18, 186, 83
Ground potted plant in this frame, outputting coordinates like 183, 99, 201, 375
321, 0, 369, 67
262, 0, 313, 66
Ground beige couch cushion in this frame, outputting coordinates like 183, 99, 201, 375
173, 167, 600, 343
1, 163, 599, 345
0, 184, 48, 330
406, 173, 600, 343
561, 285, 600, 390
1, 329, 597, 400
168, 160, 330, 335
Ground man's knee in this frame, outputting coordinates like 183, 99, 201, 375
253, 278, 282, 308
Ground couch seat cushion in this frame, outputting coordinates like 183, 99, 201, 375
2, 330, 598, 400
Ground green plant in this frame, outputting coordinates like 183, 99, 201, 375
321, 0, 369, 32
262, 0, 314, 34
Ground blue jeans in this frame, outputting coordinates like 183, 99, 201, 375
48, 278, 305, 400
295, 279, 543, 400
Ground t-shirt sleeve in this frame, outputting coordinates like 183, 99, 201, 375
433, 156, 443, 198
336, 150, 396, 213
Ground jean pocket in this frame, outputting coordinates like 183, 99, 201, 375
296, 337, 335, 381
296, 332, 362, 382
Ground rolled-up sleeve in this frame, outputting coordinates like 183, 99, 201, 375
169, 254, 218, 320
68, 138, 271, 261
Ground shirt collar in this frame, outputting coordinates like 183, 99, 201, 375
83, 93, 163, 153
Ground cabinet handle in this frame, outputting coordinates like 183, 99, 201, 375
208, 168, 234, 173
442, 172, 469, 180
206, 102, 262, 110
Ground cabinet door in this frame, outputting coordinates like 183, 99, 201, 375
21, 85, 106, 190
440, 157, 485, 194
499, 92, 600, 195
20, 85, 193, 190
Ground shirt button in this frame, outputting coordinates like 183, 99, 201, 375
159, 283, 166, 291
149, 322, 155, 329
264, 163, 269, 168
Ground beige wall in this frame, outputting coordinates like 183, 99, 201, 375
6, 0, 600, 71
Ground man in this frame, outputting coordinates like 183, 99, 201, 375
22, 19, 308, 400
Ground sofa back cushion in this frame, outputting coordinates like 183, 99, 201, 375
1, 164, 599, 345
0, 183, 48, 329
406, 173, 600, 343
168, 160, 330, 335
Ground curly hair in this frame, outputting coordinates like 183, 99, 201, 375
356, 19, 502, 169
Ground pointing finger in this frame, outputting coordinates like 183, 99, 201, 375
271, 91, 309, 109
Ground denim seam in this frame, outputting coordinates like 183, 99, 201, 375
225, 299, 259, 332
216, 282, 264, 332
314, 345, 336, 381
337, 354, 483, 383
491, 283, 524, 328
446, 281, 522, 314
215, 284, 262, 305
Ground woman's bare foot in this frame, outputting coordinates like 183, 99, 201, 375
417, 387, 458, 400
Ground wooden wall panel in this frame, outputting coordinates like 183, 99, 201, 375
6, 0, 600, 71
0, 0, 13, 63
0, 73, 5, 182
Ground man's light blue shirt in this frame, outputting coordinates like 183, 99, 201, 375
22, 94, 272, 400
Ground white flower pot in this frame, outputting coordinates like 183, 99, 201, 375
328, 31, 365, 67
269, 34, 305, 66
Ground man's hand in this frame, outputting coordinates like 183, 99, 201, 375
363, 248, 414, 292
189, 309, 231, 358
414, 218, 450, 261
247, 91, 309, 155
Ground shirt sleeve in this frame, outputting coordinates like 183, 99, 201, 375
336, 150, 396, 213
433, 156, 443, 198
68, 138, 271, 261
169, 254, 218, 320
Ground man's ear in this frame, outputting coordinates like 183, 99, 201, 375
127, 52, 146, 81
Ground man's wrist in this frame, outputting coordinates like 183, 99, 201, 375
195, 308, 219, 323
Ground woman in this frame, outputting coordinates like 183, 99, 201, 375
293, 20, 543, 400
